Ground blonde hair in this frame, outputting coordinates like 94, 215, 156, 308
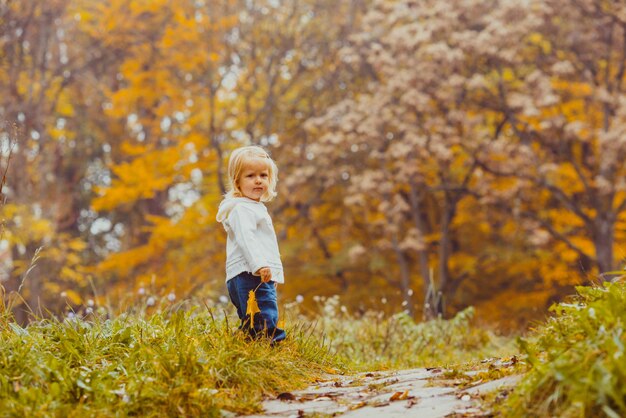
225, 145, 278, 202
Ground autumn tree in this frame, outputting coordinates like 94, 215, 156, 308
88, 0, 370, 303
302, 0, 626, 322
0, 0, 102, 319
302, 0, 504, 317
466, 0, 626, 276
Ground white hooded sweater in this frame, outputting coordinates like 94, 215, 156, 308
216, 197, 284, 283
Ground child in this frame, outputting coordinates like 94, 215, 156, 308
216, 145, 286, 343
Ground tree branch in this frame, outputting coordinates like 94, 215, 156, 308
522, 210, 591, 261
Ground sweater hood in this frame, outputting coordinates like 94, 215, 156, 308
216, 197, 262, 223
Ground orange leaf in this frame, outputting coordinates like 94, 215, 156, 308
389, 391, 409, 401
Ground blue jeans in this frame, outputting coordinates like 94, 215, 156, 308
226, 272, 286, 343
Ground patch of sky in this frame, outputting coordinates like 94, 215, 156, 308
161, 116, 171, 132
175, 111, 186, 123
169, 182, 200, 208
222, 71, 238, 90
191, 168, 203, 184
280, 64, 291, 80
259, 133, 278, 146
90, 217, 112, 235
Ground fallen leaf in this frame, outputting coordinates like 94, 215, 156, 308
277, 392, 296, 401
389, 391, 409, 401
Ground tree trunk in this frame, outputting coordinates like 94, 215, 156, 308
593, 215, 615, 277
437, 194, 459, 318
407, 180, 431, 310
391, 234, 414, 316
438, 198, 451, 308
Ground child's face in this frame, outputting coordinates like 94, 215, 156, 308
237, 158, 270, 201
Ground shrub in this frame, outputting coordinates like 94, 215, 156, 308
503, 280, 626, 417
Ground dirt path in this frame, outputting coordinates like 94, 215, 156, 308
245, 367, 521, 418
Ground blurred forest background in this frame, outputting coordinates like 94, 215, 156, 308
1, 0, 625, 328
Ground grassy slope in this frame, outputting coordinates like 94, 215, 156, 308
0, 298, 512, 417
0, 307, 334, 417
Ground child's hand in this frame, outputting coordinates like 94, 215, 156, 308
257, 267, 272, 283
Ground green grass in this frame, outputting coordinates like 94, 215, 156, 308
0, 294, 514, 417
292, 296, 514, 371
502, 280, 626, 417
0, 305, 335, 417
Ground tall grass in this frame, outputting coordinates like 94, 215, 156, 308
286, 296, 513, 371
0, 302, 335, 417
0, 290, 514, 417
503, 280, 626, 417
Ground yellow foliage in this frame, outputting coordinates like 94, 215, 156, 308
92, 146, 183, 211
477, 288, 553, 327
551, 79, 593, 97
64, 289, 83, 305
96, 244, 156, 277
60, 266, 84, 283
44, 282, 61, 295
547, 163, 585, 194
121, 141, 150, 156
68, 239, 87, 252
1, 204, 54, 244
527, 32, 552, 54
545, 208, 585, 230
501, 68, 517, 83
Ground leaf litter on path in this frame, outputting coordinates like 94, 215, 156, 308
243, 366, 522, 418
